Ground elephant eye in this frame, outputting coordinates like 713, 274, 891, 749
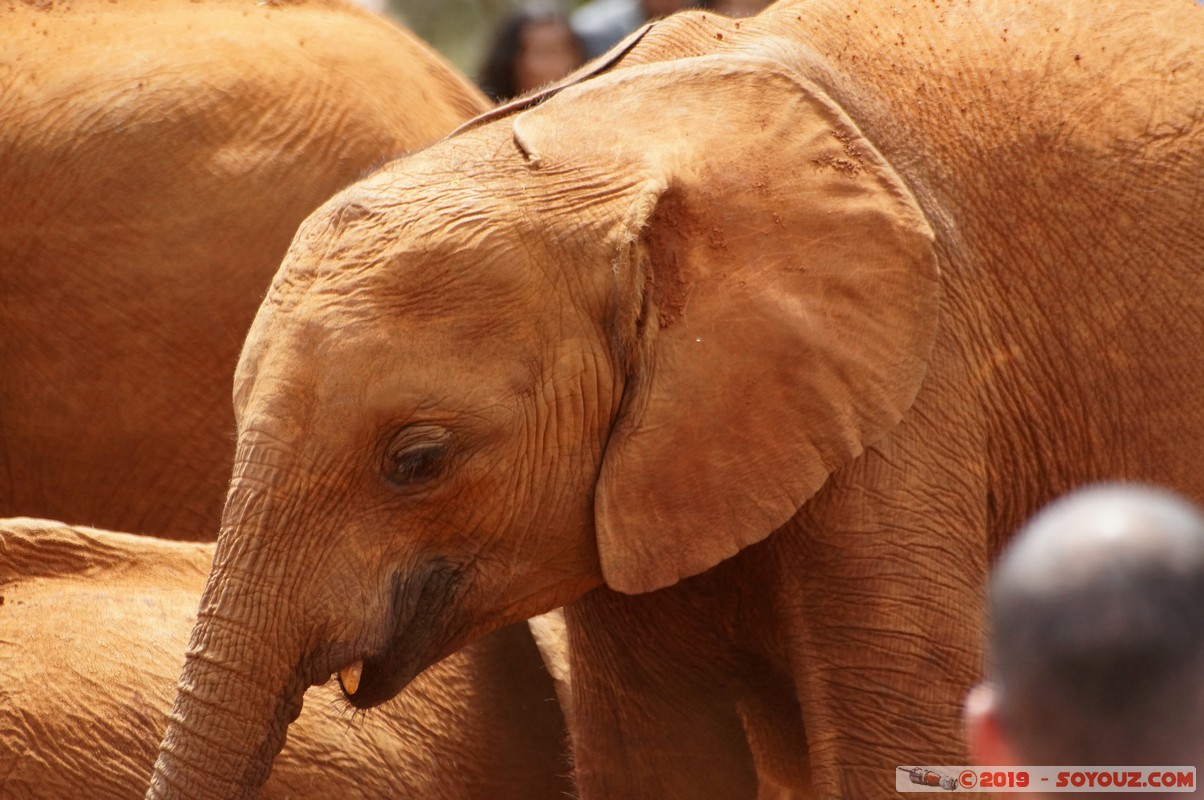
383, 426, 452, 488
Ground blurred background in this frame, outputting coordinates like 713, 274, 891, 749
372, 0, 521, 75
362, 0, 770, 98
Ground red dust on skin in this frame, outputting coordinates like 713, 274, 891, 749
149, 2, 1204, 799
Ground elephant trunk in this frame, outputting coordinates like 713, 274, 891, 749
146, 521, 321, 800
146, 438, 369, 798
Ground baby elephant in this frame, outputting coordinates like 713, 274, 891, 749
0, 519, 570, 799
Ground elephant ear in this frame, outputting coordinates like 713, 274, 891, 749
512, 56, 940, 594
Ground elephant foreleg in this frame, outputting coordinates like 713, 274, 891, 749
563, 586, 759, 799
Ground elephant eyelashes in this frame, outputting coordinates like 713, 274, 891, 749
383, 427, 453, 488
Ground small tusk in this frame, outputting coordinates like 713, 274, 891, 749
338, 660, 363, 696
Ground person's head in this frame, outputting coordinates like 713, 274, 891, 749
966, 484, 1204, 776
478, 6, 584, 102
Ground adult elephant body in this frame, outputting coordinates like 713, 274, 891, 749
0, 519, 570, 799
0, 0, 487, 538
152, 1, 1204, 798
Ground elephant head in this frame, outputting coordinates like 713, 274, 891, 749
150, 52, 937, 798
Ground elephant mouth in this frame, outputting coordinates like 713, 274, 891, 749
336, 559, 465, 709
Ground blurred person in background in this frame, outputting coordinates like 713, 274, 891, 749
964, 484, 1204, 794
478, 4, 584, 101
570, 0, 699, 58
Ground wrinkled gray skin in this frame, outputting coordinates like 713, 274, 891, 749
151, 1, 1204, 798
